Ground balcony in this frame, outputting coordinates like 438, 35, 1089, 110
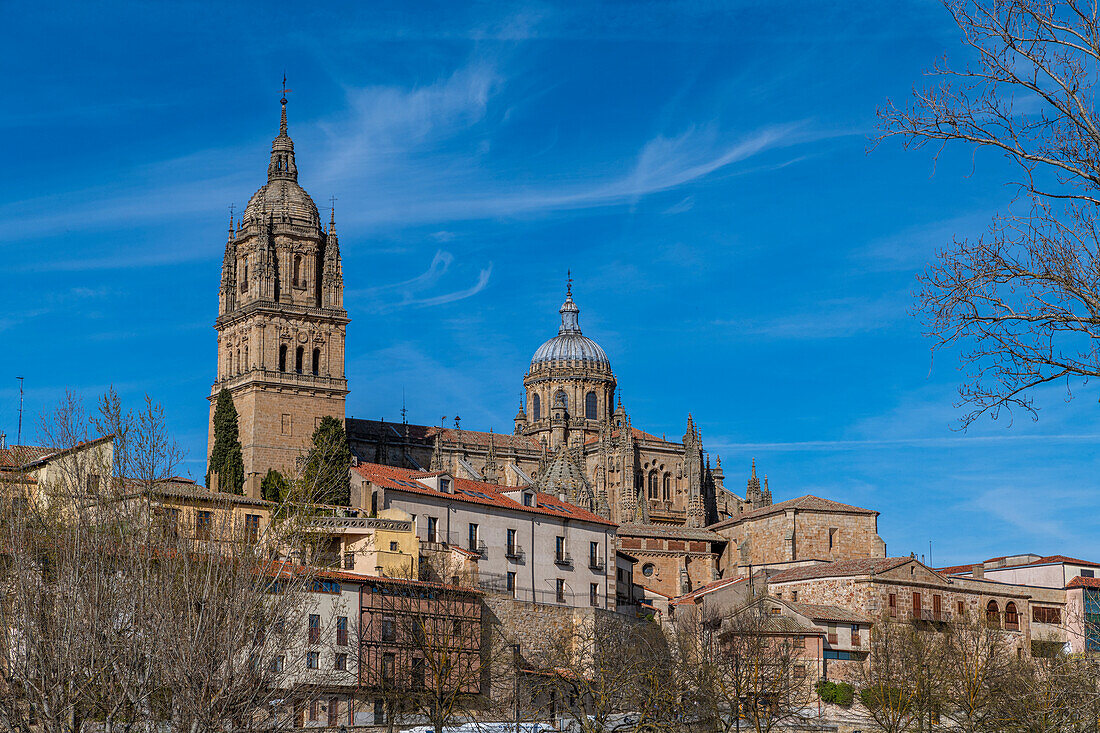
588, 556, 606, 572
555, 552, 573, 568
504, 544, 525, 562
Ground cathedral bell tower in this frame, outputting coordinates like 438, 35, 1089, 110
208, 93, 349, 497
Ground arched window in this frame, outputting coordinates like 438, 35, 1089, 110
1005, 602, 1019, 630
295, 346, 304, 374
278, 344, 288, 372
663, 475, 671, 501
585, 391, 597, 420
648, 470, 659, 499
225, 352, 231, 376
312, 348, 320, 376
532, 394, 541, 421
243, 345, 248, 370
240, 260, 248, 293
554, 390, 568, 412
293, 255, 302, 287
235, 349, 240, 374
986, 600, 1001, 628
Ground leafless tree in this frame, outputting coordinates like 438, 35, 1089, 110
934, 613, 1020, 732
528, 614, 675, 733
0, 390, 334, 733
878, 0, 1100, 425
852, 619, 937, 733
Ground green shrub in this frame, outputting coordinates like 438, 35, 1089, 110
815, 680, 854, 706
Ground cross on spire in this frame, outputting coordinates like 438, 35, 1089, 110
566, 269, 573, 297
227, 203, 236, 236
329, 194, 337, 226
281, 73, 292, 103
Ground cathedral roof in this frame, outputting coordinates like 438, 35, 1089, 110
530, 285, 610, 370
242, 95, 321, 227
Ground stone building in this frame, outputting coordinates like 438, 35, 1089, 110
208, 95, 349, 498
710, 493, 886, 577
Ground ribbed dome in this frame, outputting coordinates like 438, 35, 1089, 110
243, 179, 320, 225
530, 289, 611, 369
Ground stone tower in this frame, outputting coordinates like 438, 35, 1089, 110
207, 94, 349, 498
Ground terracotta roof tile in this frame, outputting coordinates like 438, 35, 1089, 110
709, 494, 878, 530
617, 523, 724, 542
768, 557, 914, 583
786, 601, 869, 624
353, 462, 616, 527
672, 575, 747, 605
1066, 576, 1100, 589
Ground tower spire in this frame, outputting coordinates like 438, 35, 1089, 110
268, 78, 298, 182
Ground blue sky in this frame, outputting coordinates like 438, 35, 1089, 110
3, 0, 1097, 565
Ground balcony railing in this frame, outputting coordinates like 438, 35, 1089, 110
504, 544, 525, 561
555, 553, 573, 568
589, 556, 606, 572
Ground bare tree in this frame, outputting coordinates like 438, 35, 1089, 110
936, 613, 1019, 733
0, 391, 333, 733
853, 620, 935, 733
528, 614, 674, 733
878, 0, 1100, 425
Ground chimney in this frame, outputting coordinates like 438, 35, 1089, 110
0, 431, 5, 450
972, 565, 984, 580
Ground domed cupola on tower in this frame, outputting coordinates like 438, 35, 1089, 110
209, 89, 349, 499
521, 279, 616, 450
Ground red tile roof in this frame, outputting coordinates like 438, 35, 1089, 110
672, 575, 747, 605
353, 462, 616, 527
1066, 576, 1100, 589
709, 495, 877, 530
940, 555, 1100, 576
768, 557, 917, 583
787, 601, 869, 624
0, 445, 53, 469
584, 427, 672, 446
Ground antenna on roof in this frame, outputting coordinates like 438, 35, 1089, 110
16, 377, 23, 447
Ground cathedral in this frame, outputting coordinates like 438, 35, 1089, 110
209, 94, 779, 595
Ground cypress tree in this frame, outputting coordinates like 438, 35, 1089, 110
260, 468, 288, 502
207, 388, 245, 494
302, 416, 351, 506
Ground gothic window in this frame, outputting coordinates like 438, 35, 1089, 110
532, 394, 541, 421
240, 260, 248, 293
312, 348, 320, 376
585, 391, 597, 420
279, 345, 288, 372
225, 352, 232, 376
235, 349, 240, 374
663, 474, 671, 501
244, 345, 248, 370
295, 346, 304, 374
648, 470, 659, 499
293, 255, 302, 287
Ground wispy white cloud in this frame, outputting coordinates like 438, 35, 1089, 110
348, 250, 492, 311
717, 290, 909, 340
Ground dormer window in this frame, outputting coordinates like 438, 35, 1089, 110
440, 478, 451, 493
523, 492, 534, 507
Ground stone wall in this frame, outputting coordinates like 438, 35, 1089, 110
717, 510, 884, 575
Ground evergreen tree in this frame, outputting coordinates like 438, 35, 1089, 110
207, 388, 245, 494
260, 468, 288, 503
301, 416, 351, 506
